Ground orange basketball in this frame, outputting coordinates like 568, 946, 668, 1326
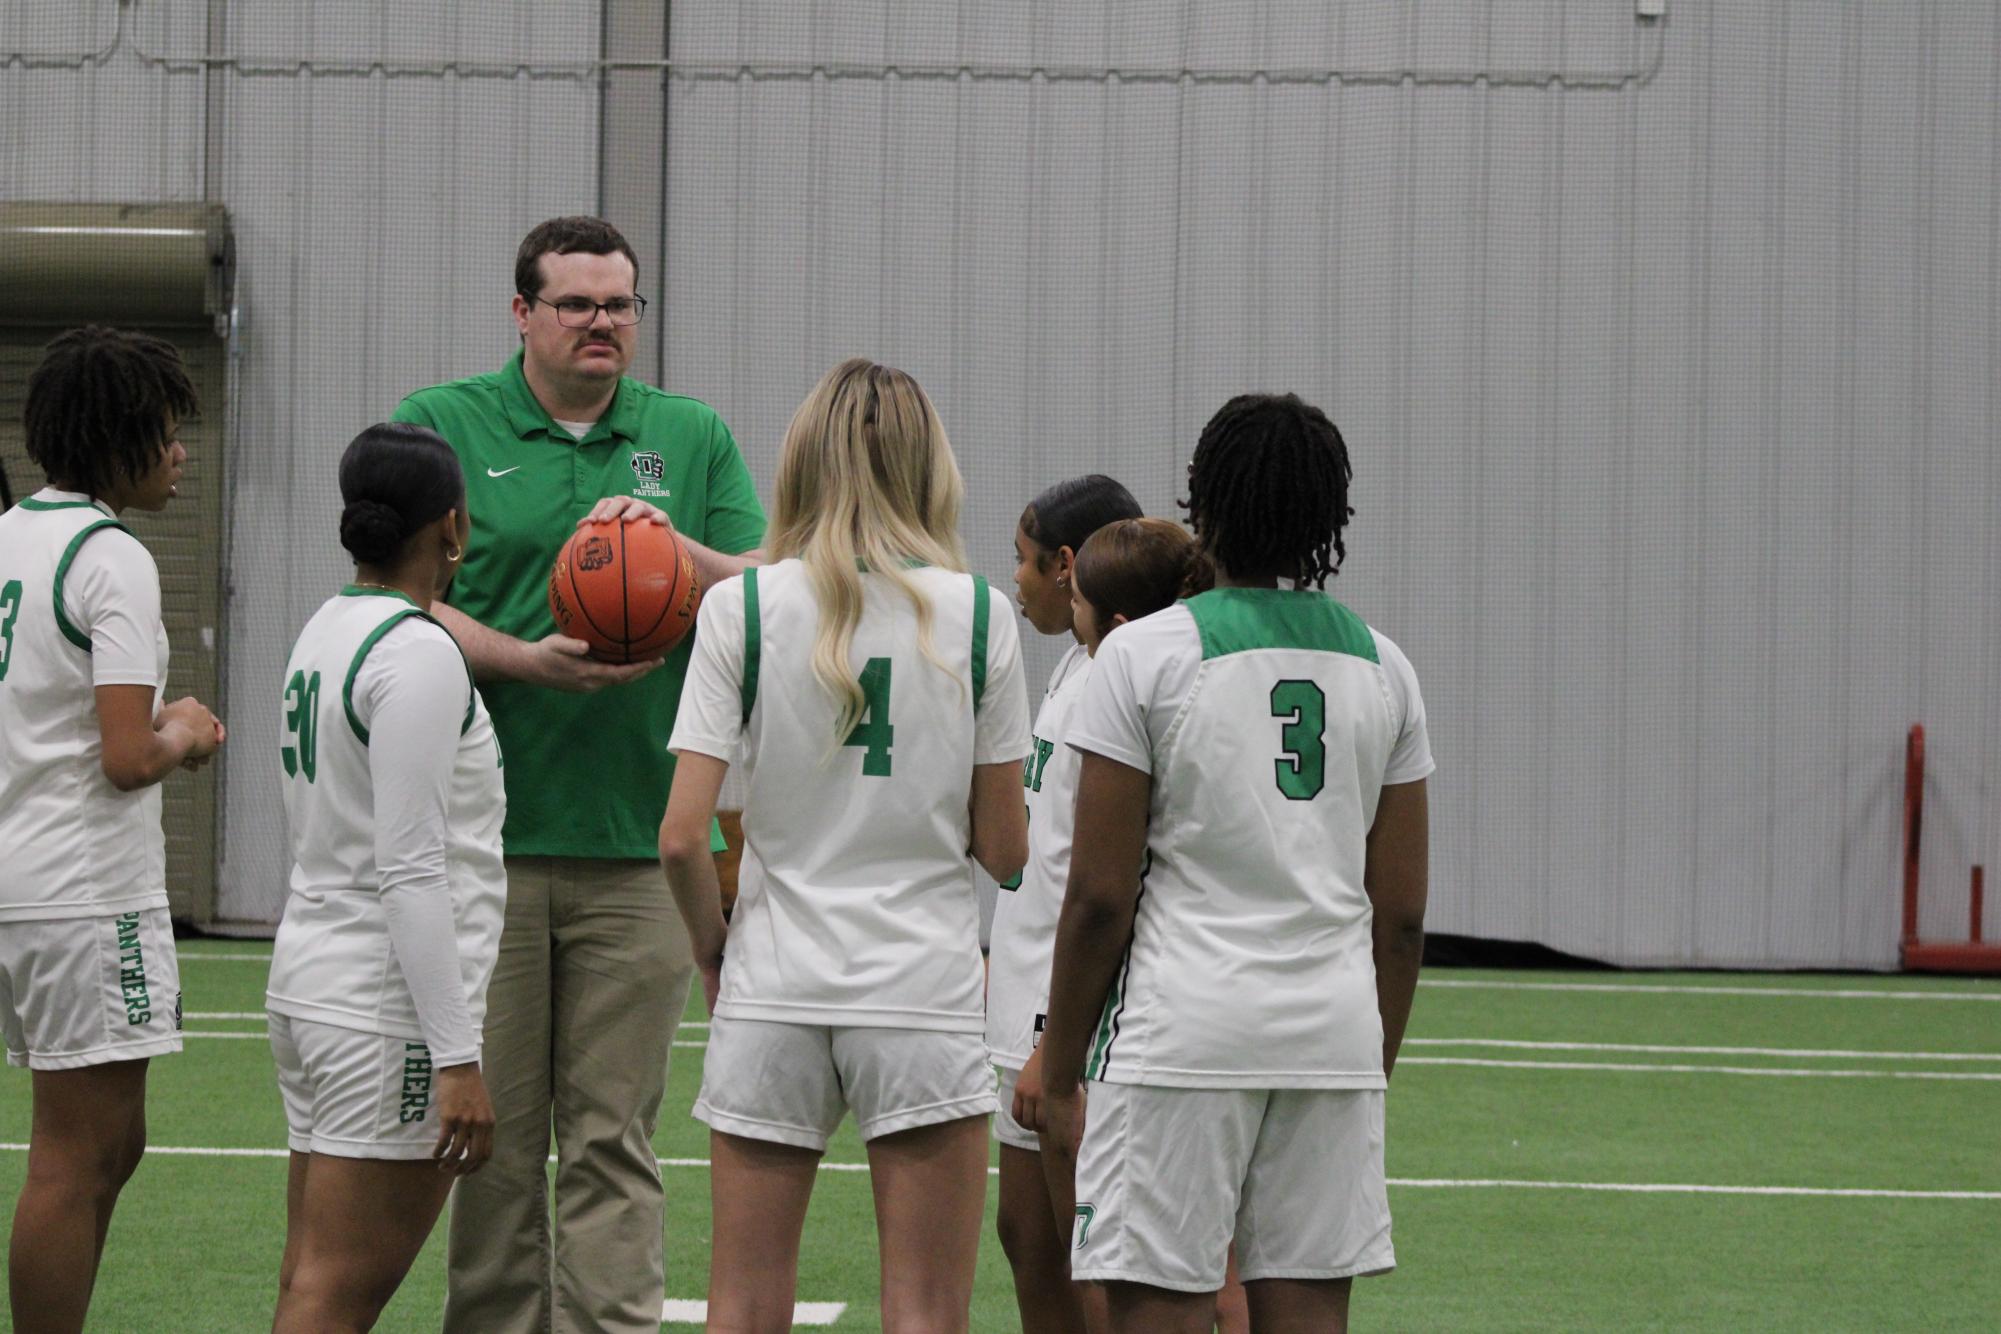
547, 519, 702, 663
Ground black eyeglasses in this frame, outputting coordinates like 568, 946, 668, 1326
520, 292, 648, 328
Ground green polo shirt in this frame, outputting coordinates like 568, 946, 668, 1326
392, 350, 766, 859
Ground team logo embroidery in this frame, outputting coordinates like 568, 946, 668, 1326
1073, 1203, 1097, 1249
578, 535, 616, 572
630, 450, 669, 498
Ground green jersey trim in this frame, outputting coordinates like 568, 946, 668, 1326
971, 575, 990, 711
337, 584, 421, 607
342, 607, 473, 744
740, 566, 761, 726
18, 497, 110, 513
52, 519, 135, 652
1184, 587, 1379, 664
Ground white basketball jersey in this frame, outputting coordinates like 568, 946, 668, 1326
986, 642, 1092, 1069
0, 495, 168, 922
670, 560, 1033, 1031
1067, 588, 1434, 1089
266, 589, 507, 1042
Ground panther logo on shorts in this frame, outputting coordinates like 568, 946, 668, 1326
578, 535, 615, 572
1073, 1202, 1097, 1250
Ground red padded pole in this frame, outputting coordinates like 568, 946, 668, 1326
1973, 866, 1985, 945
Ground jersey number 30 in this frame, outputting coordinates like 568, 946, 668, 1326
282, 669, 322, 782
1270, 679, 1326, 800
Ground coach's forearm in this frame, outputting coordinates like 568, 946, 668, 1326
686, 542, 763, 590
429, 601, 533, 684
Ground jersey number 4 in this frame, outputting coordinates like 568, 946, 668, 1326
1270, 679, 1326, 800
282, 669, 322, 782
0, 579, 21, 684
843, 657, 894, 777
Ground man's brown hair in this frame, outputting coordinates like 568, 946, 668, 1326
514, 216, 639, 298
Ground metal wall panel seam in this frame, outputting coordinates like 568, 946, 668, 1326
1684, 0, 1715, 964
1537, 4, 1563, 952
1833, 0, 1863, 961
1760, 0, 1787, 960
1982, 2, 2001, 944
1911, 0, 1937, 935
1461, 0, 1492, 939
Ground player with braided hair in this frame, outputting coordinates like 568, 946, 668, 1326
1, 326, 224, 1333
1181, 391, 1354, 591
1040, 393, 1432, 1333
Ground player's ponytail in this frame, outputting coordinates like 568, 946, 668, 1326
767, 359, 968, 745
337, 423, 464, 567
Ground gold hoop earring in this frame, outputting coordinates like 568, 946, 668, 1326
445, 546, 463, 563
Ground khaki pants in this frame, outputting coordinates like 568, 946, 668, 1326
444, 856, 694, 1334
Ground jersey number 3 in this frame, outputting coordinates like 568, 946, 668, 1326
0, 580, 21, 684
282, 669, 322, 782
843, 657, 895, 777
1270, 679, 1326, 800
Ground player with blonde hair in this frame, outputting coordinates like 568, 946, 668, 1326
661, 357, 1031, 1333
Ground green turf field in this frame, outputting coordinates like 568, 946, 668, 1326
3, 944, 1997, 1331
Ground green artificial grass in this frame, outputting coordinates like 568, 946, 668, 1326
2, 944, 1996, 1330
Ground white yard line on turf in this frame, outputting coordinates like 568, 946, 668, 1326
2, 1144, 1993, 1200
1389, 1178, 2001, 1200
176, 1032, 712, 1045
173, 1031, 2001, 1070
1406, 1038, 2001, 1062
663, 1300, 845, 1324
1418, 979, 2001, 1002
1398, 1056, 2001, 1080
183, 955, 1998, 1001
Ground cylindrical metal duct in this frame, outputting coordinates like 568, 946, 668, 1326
0, 202, 233, 330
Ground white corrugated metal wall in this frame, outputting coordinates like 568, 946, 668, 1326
3, 1, 1995, 967
658, 0, 2001, 969
1, 0, 602, 923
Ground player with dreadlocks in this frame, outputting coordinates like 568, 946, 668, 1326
0, 326, 225, 1332
1038, 393, 1433, 1334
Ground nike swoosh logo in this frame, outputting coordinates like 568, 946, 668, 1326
487, 466, 522, 478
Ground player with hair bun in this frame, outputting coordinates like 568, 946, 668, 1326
992, 480, 1152, 1334
265, 422, 505, 1333
660, 357, 1032, 1333
1041, 394, 1433, 1334
1, 326, 224, 1334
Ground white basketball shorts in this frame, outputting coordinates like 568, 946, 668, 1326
1071, 1082, 1395, 1292
0, 907, 181, 1070
269, 1012, 448, 1160
695, 1015, 994, 1152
